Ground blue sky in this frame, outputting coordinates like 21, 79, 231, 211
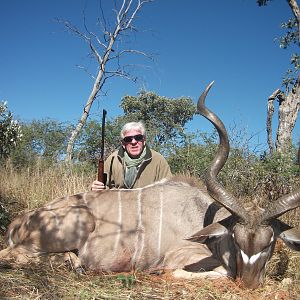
0, 0, 298, 152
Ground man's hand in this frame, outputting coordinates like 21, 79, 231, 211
91, 180, 106, 191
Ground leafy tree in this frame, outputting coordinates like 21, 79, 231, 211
10, 119, 71, 166
76, 91, 197, 165
0, 101, 22, 161
119, 91, 197, 151
76, 118, 123, 165
167, 134, 217, 178
258, 146, 299, 200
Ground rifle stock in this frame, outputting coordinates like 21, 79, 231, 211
97, 109, 107, 185
97, 158, 107, 183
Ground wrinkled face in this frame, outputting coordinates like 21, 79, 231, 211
122, 129, 146, 158
232, 223, 275, 289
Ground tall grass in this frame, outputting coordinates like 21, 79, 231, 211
0, 160, 95, 217
0, 156, 300, 299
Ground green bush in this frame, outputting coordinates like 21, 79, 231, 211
168, 129, 300, 209
0, 101, 22, 161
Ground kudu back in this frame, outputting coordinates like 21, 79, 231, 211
1, 82, 300, 289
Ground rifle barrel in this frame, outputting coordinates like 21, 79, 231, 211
101, 109, 107, 159
98, 109, 107, 183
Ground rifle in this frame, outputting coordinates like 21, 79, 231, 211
98, 109, 107, 185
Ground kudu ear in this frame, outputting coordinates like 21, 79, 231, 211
272, 219, 300, 251
186, 222, 229, 243
279, 228, 300, 251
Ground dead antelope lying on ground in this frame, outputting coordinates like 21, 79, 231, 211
1, 82, 300, 289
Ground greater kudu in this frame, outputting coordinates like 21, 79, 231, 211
1, 82, 300, 289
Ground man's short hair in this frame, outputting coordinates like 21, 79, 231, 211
120, 122, 146, 139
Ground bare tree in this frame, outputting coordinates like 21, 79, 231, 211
258, 0, 300, 153
61, 0, 152, 162
267, 76, 300, 153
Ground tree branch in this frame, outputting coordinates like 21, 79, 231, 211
64, 0, 152, 162
287, 0, 300, 44
266, 89, 283, 154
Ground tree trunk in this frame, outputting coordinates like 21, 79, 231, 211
276, 75, 300, 152
267, 89, 281, 154
264, 0, 300, 154
65, 67, 105, 161
267, 76, 300, 153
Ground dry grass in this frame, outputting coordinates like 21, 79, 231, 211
0, 161, 95, 216
0, 260, 299, 300
0, 163, 300, 299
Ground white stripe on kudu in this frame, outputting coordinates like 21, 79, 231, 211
83, 193, 88, 205
131, 189, 145, 268
157, 185, 164, 259
112, 191, 122, 256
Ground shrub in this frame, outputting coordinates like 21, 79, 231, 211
0, 101, 22, 161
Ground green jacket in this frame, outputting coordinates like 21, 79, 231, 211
104, 145, 172, 189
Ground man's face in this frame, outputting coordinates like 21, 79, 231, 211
122, 129, 146, 158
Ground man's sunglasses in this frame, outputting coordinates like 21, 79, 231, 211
122, 134, 145, 143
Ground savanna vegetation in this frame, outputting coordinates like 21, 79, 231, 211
0, 0, 299, 297
0, 95, 300, 299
